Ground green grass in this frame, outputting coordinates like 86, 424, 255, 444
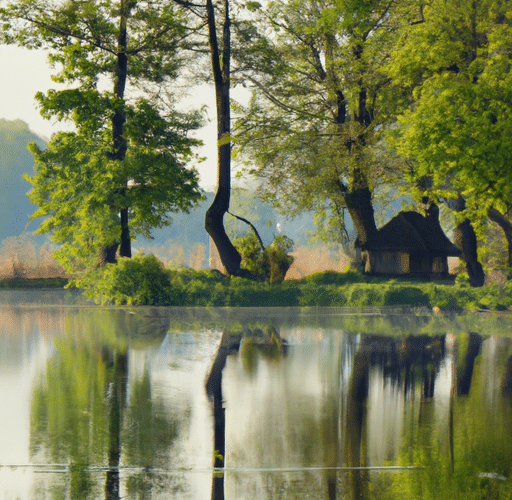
72, 255, 512, 311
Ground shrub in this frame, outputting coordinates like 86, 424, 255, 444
303, 270, 364, 286
383, 286, 431, 307
297, 284, 346, 306
233, 232, 294, 283
345, 284, 385, 306
81, 254, 173, 305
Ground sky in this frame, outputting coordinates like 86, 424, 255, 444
0, 45, 220, 189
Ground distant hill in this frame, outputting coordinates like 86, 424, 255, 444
0, 119, 45, 241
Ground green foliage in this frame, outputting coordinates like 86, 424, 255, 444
345, 283, 386, 307
233, 232, 294, 283
75, 256, 512, 310
1, 0, 204, 274
386, 0, 512, 227
233, 0, 411, 242
79, 254, 174, 306
304, 270, 364, 286
383, 286, 430, 307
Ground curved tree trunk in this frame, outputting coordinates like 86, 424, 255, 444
445, 196, 485, 287
332, 43, 379, 250
487, 207, 512, 273
204, 0, 242, 276
343, 186, 378, 246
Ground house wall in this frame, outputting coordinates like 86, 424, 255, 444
365, 251, 409, 274
432, 255, 449, 274
409, 254, 432, 274
364, 251, 450, 277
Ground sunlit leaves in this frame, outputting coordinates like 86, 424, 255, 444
233, 0, 412, 242
388, 0, 512, 223
2, 0, 204, 273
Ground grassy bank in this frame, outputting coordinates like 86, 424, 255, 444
76, 255, 512, 311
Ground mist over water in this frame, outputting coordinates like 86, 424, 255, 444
1, 291, 512, 499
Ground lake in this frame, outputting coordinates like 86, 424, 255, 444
1, 290, 512, 499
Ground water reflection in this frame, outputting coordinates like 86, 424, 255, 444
1, 297, 512, 498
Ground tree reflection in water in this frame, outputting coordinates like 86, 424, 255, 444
29, 310, 181, 500
23, 307, 512, 499
205, 331, 242, 500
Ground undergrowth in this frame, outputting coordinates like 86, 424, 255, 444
74, 254, 512, 311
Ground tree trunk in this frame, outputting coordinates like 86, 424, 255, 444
445, 196, 485, 287
204, 0, 243, 276
343, 186, 378, 246
333, 42, 379, 251
96, 242, 119, 267
105, 350, 128, 500
119, 207, 131, 258
111, 0, 131, 258
487, 207, 512, 272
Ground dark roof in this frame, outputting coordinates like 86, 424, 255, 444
358, 211, 460, 256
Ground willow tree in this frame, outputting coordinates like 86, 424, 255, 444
386, 0, 512, 284
0, 0, 203, 274
233, 0, 413, 245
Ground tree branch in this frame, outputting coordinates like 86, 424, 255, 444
15, 14, 116, 54
227, 211, 265, 251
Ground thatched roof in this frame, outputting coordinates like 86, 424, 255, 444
357, 210, 460, 256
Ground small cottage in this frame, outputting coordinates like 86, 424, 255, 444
355, 206, 460, 278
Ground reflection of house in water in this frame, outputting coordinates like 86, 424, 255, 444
221, 327, 490, 499
355, 206, 460, 278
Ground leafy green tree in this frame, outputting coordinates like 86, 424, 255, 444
0, 0, 203, 274
386, 0, 512, 282
233, 0, 411, 245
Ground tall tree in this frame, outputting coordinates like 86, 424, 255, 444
203, 0, 245, 276
233, 0, 409, 245
0, 0, 203, 273
386, 0, 512, 284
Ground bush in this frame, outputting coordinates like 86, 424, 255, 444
81, 254, 174, 305
304, 270, 364, 286
383, 286, 431, 307
74, 252, 512, 311
233, 232, 294, 283
345, 284, 386, 306
297, 284, 346, 307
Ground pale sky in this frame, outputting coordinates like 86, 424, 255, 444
0, 45, 220, 189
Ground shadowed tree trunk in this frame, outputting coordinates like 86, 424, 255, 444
487, 207, 512, 274
343, 185, 378, 245
445, 196, 485, 287
346, 341, 370, 500
206, 331, 242, 500
501, 354, 512, 399
204, 0, 243, 276
111, 0, 131, 259
105, 350, 128, 500
333, 45, 379, 249
96, 242, 119, 267
457, 333, 483, 396
95, 0, 131, 265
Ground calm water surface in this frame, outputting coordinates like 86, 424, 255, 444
1, 290, 512, 499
